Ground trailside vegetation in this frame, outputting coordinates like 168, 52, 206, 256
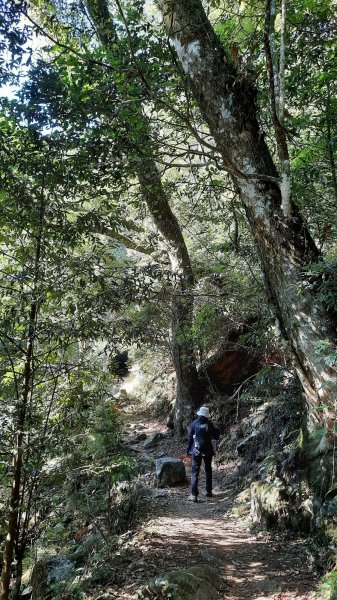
0, 0, 336, 597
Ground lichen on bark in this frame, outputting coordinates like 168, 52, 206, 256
158, 0, 337, 448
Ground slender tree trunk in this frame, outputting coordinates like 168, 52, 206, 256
137, 156, 201, 432
269, 0, 280, 115
0, 294, 38, 600
85, 0, 201, 431
158, 0, 337, 449
326, 81, 337, 203
279, 0, 287, 124
278, 0, 291, 219
136, 143, 202, 432
11, 548, 24, 600
0, 197, 43, 599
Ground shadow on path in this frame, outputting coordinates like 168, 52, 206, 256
117, 408, 318, 599
144, 486, 317, 599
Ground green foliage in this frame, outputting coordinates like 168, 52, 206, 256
287, 0, 337, 236
0, 0, 336, 593
318, 569, 337, 600
0, 83, 145, 596
240, 365, 298, 411
89, 402, 121, 458
119, 301, 170, 347
315, 340, 337, 368
49, 580, 86, 600
306, 255, 337, 314
251, 366, 285, 391
191, 304, 219, 350
0, 0, 32, 84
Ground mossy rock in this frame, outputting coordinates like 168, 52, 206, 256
31, 555, 74, 600
250, 480, 311, 531
231, 488, 251, 518
155, 457, 186, 488
251, 481, 285, 528
316, 498, 337, 542
136, 565, 221, 599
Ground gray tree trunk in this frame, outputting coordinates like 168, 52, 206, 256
158, 0, 337, 449
137, 157, 201, 433
85, 0, 201, 432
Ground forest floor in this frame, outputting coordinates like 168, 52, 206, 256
106, 402, 320, 599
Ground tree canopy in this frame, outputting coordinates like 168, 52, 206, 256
0, 0, 336, 597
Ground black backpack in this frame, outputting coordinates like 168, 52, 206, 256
193, 422, 210, 454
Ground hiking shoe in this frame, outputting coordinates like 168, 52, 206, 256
188, 494, 198, 502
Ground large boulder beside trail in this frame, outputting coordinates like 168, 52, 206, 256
202, 319, 261, 394
155, 457, 186, 488
31, 555, 74, 599
135, 565, 221, 599
251, 480, 312, 531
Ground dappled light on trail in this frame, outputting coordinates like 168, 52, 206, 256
111, 405, 318, 600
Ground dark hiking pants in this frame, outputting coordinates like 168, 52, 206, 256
191, 453, 213, 497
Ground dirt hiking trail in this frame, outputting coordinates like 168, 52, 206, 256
113, 405, 319, 600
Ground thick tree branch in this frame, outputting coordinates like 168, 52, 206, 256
90, 225, 155, 256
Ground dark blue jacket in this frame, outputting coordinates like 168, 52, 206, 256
187, 416, 220, 457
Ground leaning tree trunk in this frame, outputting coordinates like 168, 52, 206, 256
137, 156, 202, 433
85, 0, 201, 433
137, 152, 201, 434
158, 0, 337, 449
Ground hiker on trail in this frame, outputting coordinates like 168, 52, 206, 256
187, 406, 220, 502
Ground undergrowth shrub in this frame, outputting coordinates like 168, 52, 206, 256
111, 480, 152, 535
318, 569, 337, 599
39, 481, 152, 599
64, 457, 137, 533
215, 366, 304, 490
88, 401, 121, 458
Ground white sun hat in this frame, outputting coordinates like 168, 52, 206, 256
197, 406, 210, 418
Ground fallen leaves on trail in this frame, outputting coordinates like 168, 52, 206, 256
106, 407, 318, 600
